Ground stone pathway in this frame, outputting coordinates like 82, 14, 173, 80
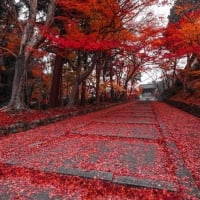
0, 101, 199, 199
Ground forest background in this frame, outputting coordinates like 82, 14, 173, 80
0, 0, 200, 113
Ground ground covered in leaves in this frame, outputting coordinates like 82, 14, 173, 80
153, 102, 200, 190
0, 107, 74, 127
0, 101, 199, 199
170, 89, 200, 106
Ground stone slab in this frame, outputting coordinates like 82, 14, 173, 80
94, 119, 157, 124
112, 111, 153, 114
110, 115, 155, 119
57, 167, 113, 181
72, 122, 160, 140
31, 191, 51, 200
113, 176, 177, 192
0, 193, 10, 200
28, 141, 44, 148
1, 138, 174, 182
132, 115, 155, 118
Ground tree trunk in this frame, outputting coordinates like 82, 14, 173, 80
2, 0, 57, 112
6, 55, 27, 111
49, 54, 63, 107
69, 80, 80, 106
68, 56, 81, 107
122, 81, 128, 100
4, 0, 38, 111
80, 80, 86, 106
95, 64, 101, 105
68, 52, 97, 107
110, 66, 114, 101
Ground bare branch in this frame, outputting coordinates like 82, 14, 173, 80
0, 46, 17, 58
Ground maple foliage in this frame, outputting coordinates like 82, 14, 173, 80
44, 0, 162, 107
1, 1, 200, 199
0, 0, 167, 110
2, 0, 198, 111
164, 11, 200, 58
148, 0, 200, 59
46, 0, 159, 51
146, 0, 200, 100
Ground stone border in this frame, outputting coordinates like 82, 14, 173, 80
113, 175, 176, 192
56, 167, 113, 181
2, 162, 177, 192
56, 166, 176, 192
165, 99, 200, 118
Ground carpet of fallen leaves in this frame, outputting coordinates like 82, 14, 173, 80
0, 163, 181, 200
0, 103, 116, 127
0, 107, 75, 127
0, 101, 199, 199
170, 89, 200, 106
0, 134, 176, 183
153, 102, 200, 189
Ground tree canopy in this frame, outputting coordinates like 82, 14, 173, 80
1, 0, 199, 112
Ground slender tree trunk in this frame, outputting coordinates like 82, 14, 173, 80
68, 52, 97, 107
6, 55, 27, 111
0, 48, 4, 94
128, 81, 134, 99
68, 53, 81, 106
109, 66, 114, 101
49, 54, 63, 107
102, 64, 107, 102
80, 54, 88, 106
69, 79, 80, 106
80, 80, 86, 106
95, 64, 101, 105
123, 81, 128, 100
